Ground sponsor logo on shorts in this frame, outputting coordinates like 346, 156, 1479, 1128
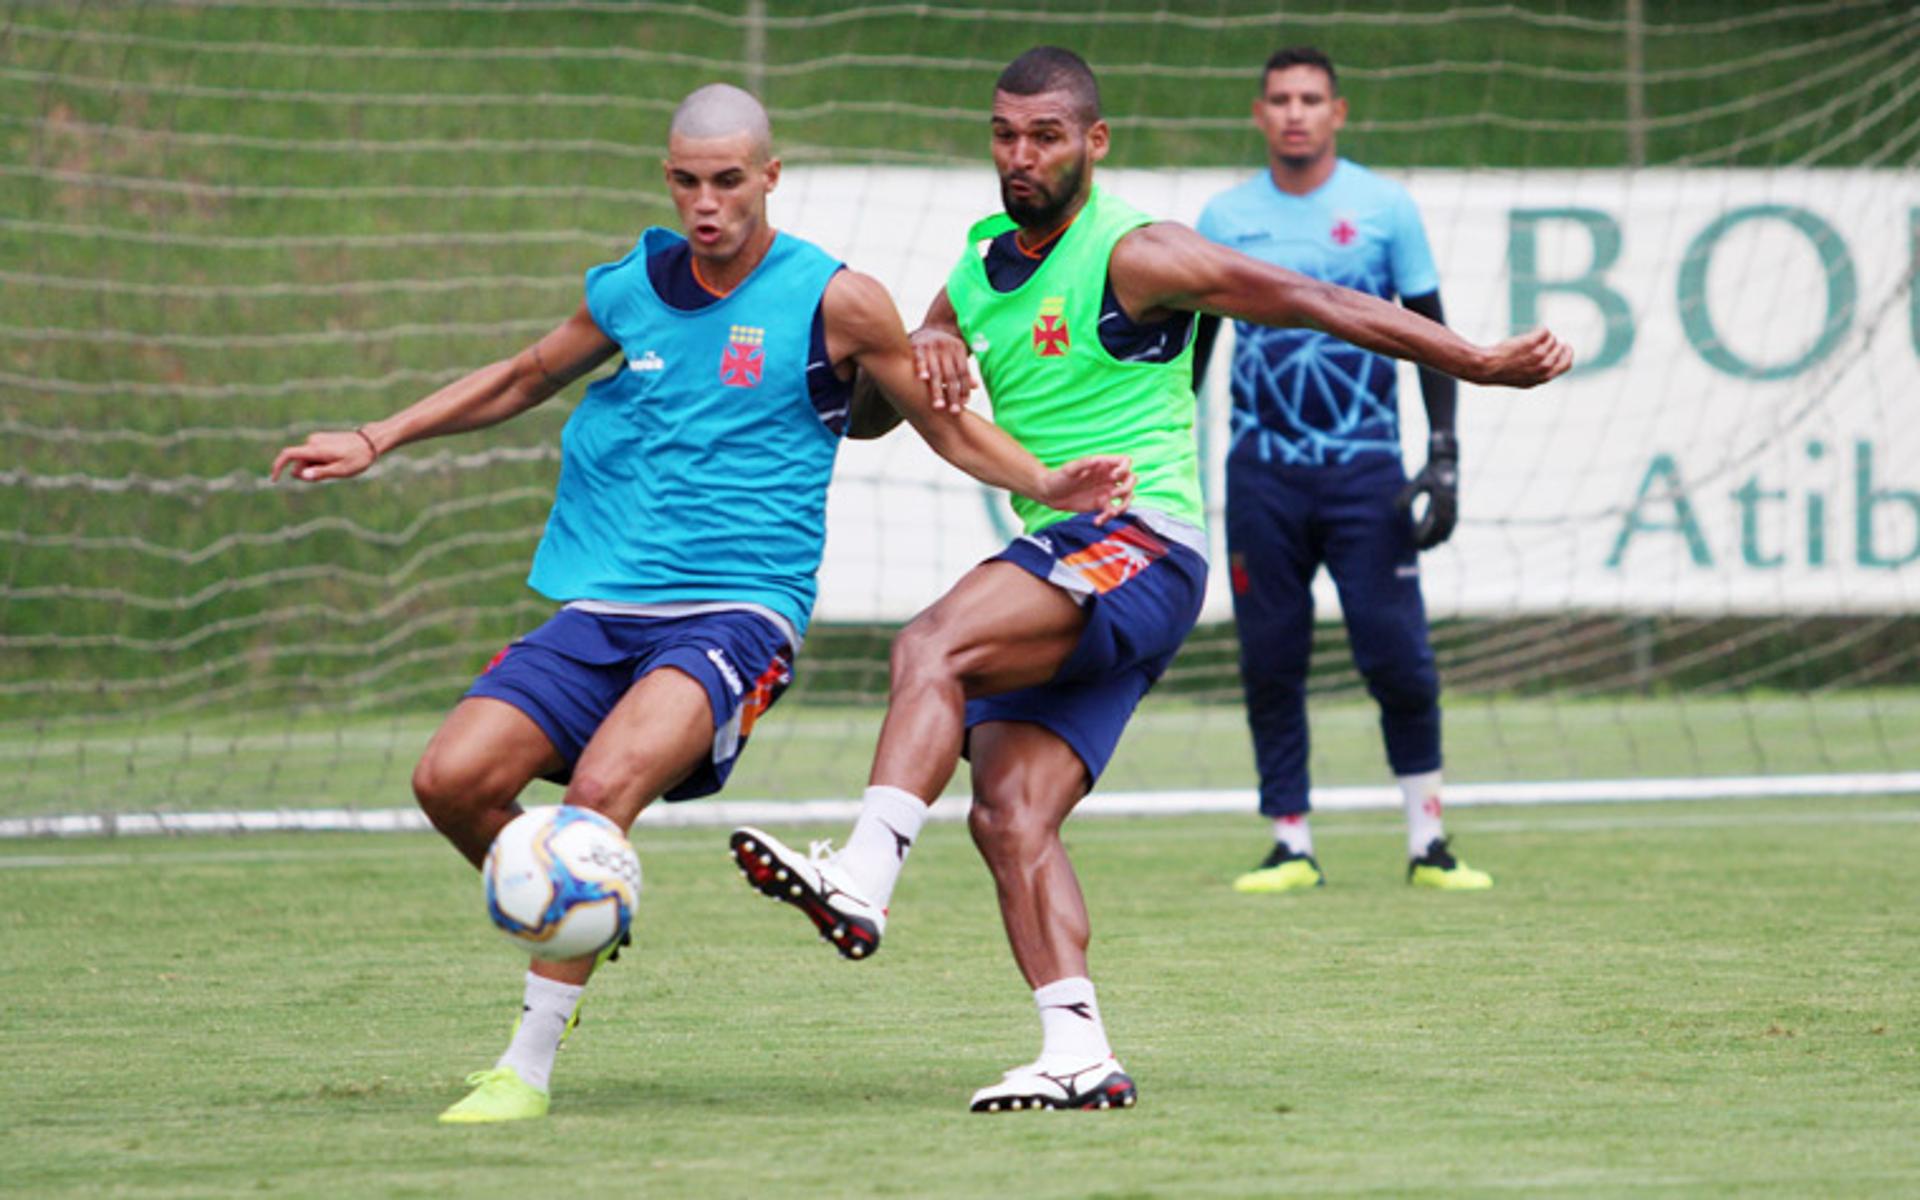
1395, 564, 1421, 579
706, 647, 744, 696
1059, 522, 1169, 594
739, 651, 793, 740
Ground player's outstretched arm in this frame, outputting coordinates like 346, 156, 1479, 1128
843, 368, 908, 441
911, 287, 974, 414
1109, 222, 1573, 388
842, 283, 970, 438
824, 272, 1135, 517
269, 304, 616, 483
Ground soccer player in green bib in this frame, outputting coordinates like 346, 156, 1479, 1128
733, 47, 1571, 1112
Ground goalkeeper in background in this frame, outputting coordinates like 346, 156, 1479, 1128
1195, 46, 1491, 895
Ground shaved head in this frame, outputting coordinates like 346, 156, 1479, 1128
670, 83, 773, 161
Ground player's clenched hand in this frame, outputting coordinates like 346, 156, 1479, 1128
1472, 328, 1573, 388
269, 429, 378, 483
1039, 454, 1136, 524
910, 327, 974, 413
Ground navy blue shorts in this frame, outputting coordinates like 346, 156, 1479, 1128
465, 607, 793, 802
1225, 449, 1440, 815
965, 512, 1208, 783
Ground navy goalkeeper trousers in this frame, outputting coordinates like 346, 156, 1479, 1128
1224, 449, 1441, 818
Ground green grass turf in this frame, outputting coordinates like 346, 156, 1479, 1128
4, 796, 1917, 1197
6, 691, 1920, 819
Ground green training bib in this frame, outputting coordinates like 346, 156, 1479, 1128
945, 187, 1204, 533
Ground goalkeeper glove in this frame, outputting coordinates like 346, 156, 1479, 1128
1396, 431, 1459, 551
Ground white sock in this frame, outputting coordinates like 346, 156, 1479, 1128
495, 971, 583, 1094
1271, 813, 1314, 856
1034, 976, 1112, 1068
1399, 769, 1445, 858
836, 785, 928, 909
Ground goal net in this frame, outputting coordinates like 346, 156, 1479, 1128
4, 1, 1918, 833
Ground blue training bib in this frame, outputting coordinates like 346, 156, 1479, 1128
527, 229, 845, 639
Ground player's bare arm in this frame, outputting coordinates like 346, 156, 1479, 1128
1109, 221, 1573, 388
844, 369, 908, 440
824, 271, 1134, 517
270, 304, 616, 483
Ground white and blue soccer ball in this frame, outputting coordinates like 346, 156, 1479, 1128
483, 805, 641, 961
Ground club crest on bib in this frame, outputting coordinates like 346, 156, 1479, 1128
721, 324, 765, 388
1032, 296, 1070, 358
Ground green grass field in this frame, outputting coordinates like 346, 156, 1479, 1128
4, 796, 1916, 1197
7, 10, 1919, 1191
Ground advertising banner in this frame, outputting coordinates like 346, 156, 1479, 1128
778, 167, 1919, 619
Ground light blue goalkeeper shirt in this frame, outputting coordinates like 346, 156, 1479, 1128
1197, 158, 1439, 466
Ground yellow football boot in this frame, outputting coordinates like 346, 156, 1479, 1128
438, 1066, 549, 1124
1407, 837, 1493, 890
1232, 846, 1326, 894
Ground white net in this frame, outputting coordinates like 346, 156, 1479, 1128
4, 1, 1919, 830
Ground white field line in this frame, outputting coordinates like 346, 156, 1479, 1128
4, 805, 1917, 872
4, 772, 1918, 839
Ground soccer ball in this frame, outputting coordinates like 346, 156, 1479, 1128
483, 806, 642, 960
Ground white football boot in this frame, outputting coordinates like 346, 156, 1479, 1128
969, 1057, 1138, 1113
730, 826, 886, 960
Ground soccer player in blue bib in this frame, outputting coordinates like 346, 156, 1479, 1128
270, 84, 1134, 1124
1194, 47, 1491, 893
